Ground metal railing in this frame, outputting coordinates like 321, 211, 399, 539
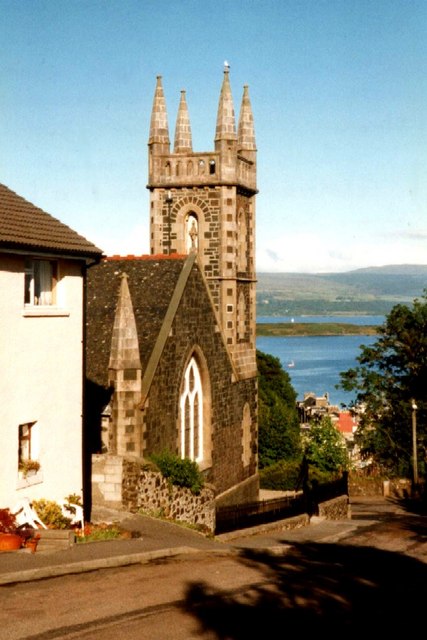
215, 473, 348, 535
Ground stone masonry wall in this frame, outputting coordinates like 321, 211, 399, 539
317, 495, 350, 520
92, 454, 216, 533
91, 454, 124, 509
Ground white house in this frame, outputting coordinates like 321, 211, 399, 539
0, 184, 102, 509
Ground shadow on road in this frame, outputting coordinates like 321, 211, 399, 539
183, 541, 426, 637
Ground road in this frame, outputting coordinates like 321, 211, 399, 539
1, 497, 426, 639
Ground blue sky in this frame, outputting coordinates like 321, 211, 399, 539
1, 0, 426, 272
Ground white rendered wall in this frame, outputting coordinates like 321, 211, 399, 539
0, 254, 85, 509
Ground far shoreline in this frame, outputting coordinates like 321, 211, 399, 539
256, 322, 379, 337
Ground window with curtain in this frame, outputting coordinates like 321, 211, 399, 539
25, 259, 56, 305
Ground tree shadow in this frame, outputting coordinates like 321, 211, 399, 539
182, 542, 426, 637
395, 494, 427, 516
351, 502, 427, 542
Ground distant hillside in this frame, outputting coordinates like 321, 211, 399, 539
257, 322, 379, 337
257, 264, 427, 316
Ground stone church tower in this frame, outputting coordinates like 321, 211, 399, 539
147, 68, 257, 380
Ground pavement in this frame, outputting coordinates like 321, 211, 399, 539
0, 495, 410, 586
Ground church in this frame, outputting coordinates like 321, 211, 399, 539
85, 68, 259, 512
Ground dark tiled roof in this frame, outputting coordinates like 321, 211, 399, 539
0, 183, 103, 258
86, 255, 187, 387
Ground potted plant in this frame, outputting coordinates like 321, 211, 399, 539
0, 508, 23, 551
0, 508, 41, 553
19, 459, 41, 478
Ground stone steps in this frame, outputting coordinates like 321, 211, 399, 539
34, 529, 76, 552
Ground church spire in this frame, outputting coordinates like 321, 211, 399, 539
148, 75, 170, 151
174, 90, 193, 153
109, 273, 141, 371
215, 66, 237, 145
238, 85, 256, 157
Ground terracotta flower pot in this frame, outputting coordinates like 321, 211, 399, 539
0, 533, 23, 552
25, 537, 39, 553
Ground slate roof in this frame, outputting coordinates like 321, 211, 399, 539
0, 183, 103, 258
86, 255, 188, 387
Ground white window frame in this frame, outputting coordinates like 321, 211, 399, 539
25, 258, 57, 306
23, 258, 69, 317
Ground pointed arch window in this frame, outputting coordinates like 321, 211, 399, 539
179, 356, 203, 462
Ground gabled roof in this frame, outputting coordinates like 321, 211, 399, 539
0, 183, 103, 258
86, 253, 236, 402
86, 254, 188, 387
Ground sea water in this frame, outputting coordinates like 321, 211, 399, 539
256, 316, 384, 407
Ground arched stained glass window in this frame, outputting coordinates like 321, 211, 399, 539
179, 356, 203, 462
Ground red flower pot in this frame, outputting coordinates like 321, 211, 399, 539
0, 533, 23, 552
25, 534, 41, 553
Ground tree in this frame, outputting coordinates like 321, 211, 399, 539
339, 292, 427, 477
257, 350, 301, 468
303, 415, 349, 474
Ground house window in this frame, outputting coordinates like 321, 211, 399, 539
179, 356, 203, 462
25, 259, 57, 306
18, 421, 39, 467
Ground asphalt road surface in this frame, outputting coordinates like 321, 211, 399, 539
1, 497, 426, 639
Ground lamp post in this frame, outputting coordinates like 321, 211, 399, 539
411, 399, 418, 489
165, 190, 173, 255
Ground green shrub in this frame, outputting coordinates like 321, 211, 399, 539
260, 458, 342, 492
32, 499, 72, 529
306, 465, 341, 488
150, 451, 204, 494
259, 459, 302, 491
64, 493, 82, 506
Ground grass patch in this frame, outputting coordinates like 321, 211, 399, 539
77, 523, 140, 543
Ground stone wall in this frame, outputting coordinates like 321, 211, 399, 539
92, 454, 216, 533
91, 454, 124, 509
92, 455, 352, 534
349, 474, 416, 498
317, 495, 350, 520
